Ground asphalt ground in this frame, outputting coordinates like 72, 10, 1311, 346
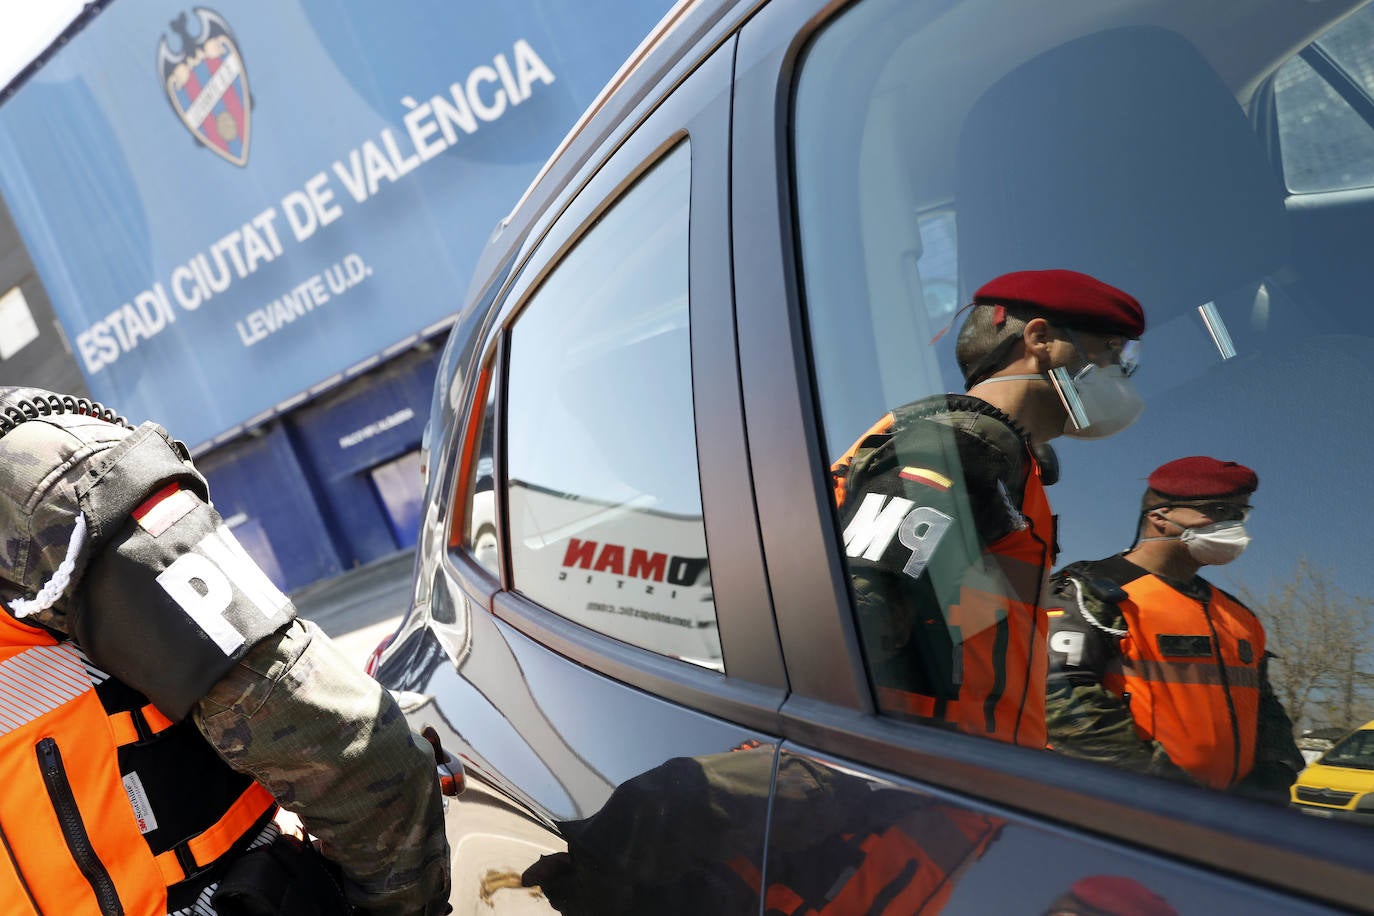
291, 548, 416, 670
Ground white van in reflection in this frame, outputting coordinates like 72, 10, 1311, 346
504, 480, 721, 668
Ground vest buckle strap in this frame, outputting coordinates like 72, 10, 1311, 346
174, 841, 199, 880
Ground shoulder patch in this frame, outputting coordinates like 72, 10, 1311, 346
898, 466, 952, 491
133, 485, 198, 537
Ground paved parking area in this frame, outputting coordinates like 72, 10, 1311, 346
292, 549, 416, 669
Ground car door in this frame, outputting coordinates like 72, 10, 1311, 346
732, 0, 1374, 912
381, 32, 792, 915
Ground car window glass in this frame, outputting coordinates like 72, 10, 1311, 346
503, 143, 722, 670
1275, 54, 1374, 193
1324, 729, 1374, 769
451, 367, 499, 577
1315, 4, 1374, 97
793, 0, 1374, 820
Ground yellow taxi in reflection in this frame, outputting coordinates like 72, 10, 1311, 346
1291, 721, 1374, 821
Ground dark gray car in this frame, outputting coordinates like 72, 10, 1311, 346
374, 0, 1374, 911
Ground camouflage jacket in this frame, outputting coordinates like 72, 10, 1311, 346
1045, 559, 1304, 800
0, 388, 449, 914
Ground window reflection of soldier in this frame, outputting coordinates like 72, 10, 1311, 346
831, 270, 1146, 748
0, 388, 450, 916
521, 745, 1003, 915
1046, 457, 1304, 799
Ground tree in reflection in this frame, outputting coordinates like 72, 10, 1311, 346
1241, 558, 1374, 734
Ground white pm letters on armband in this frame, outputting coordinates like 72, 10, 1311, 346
843, 492, 954, 580
898, 506, 954, 578
1050, 630, 1087, 667
156, 526, 290, 655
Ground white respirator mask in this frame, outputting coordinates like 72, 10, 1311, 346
975, 334, 1143, 440
1142, 517, 1252, 565
1048, 362, 1144, 439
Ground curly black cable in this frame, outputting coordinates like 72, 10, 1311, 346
0, 396, 133, 441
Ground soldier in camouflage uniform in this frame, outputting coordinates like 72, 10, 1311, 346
1046, 456, 1303, 800
831, 270, 1147, 748
0, 387, 450, 915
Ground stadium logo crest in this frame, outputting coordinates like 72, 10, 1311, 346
157, 9, 252, 167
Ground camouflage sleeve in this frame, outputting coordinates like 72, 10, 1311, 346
193, 619, 451, 916
1046, 575, 1191, 783
1237, 653, 1304, 801
1046, 681, 1185, 779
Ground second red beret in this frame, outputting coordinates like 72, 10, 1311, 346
1148, 456, 1258, 499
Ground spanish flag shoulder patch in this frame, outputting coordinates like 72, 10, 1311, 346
133, 483, 197, 537
898, 466, 952, 491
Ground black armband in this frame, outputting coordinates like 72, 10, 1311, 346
1046, 606, 1116, 685
71, 423, 294, 719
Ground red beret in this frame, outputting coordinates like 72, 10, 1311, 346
974, 269, 1145, 338
1062, 876, 1178, 916
1148, 456, 1258, 499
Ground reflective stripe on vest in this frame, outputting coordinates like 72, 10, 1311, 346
1101, 576, 1265, 789
0, 606, 275, 915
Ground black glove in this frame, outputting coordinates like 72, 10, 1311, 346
213, 834, 352, 916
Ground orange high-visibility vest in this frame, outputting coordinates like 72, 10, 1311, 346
0, 605, 275, 915
834, 407, 1056, 748
1102, 575, 1265, 789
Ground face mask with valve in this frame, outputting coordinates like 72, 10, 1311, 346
1047, 362, 1144, 439
970, 329, 1144, 440
974, 363, 1144, 440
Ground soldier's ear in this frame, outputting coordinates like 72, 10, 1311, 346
1143, 508, 1172, 534
1023, 317, 1051, 344
1022, 318, 1055, 366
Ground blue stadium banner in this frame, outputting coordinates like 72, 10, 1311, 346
0, 1, 674, 447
